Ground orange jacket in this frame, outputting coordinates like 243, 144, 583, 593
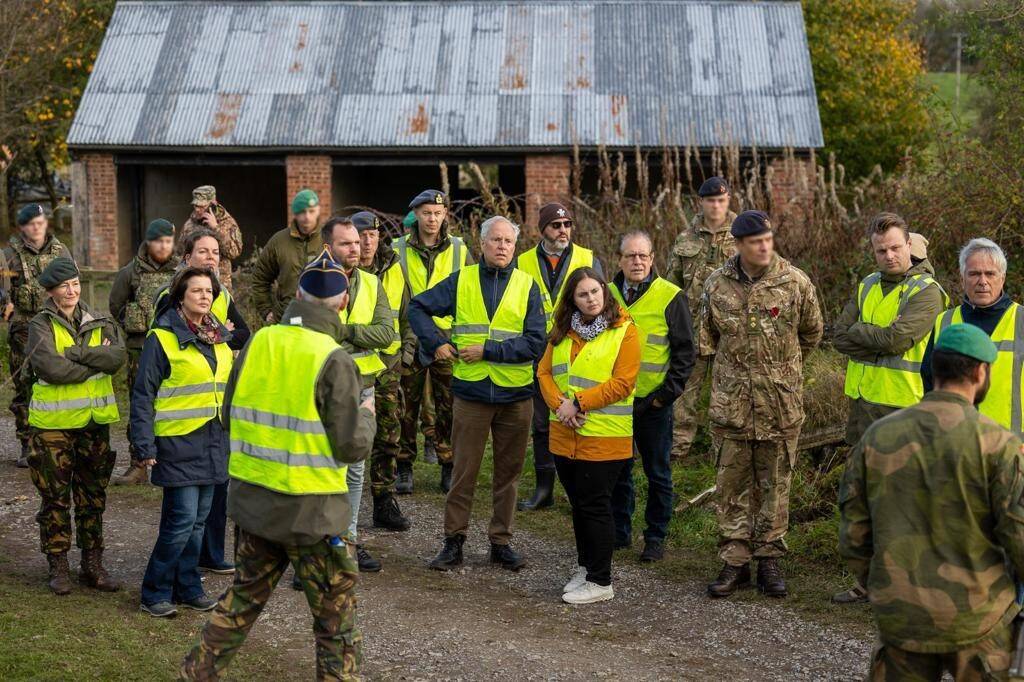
537, 313, 640, 461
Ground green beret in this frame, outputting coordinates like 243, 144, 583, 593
145, 218, 175, 241
935, 323, 998, 364
38, 257, 80, 290
291, 189, 320, 214
402, 211, 416, 228
17, 204, 45, 226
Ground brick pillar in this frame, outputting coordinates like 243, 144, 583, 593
285, 155, 332, 222
71, 153, 118, 270
768, 153, 817, 232
524, 155, 571, 233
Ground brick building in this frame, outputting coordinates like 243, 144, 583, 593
67, 0, 822, 270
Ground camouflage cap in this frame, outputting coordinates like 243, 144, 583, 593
936, 323, 998, 364
191, 185, 217, 206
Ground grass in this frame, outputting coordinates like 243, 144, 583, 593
925, 71, 986, 132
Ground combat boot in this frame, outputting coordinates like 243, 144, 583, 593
46, 553, 72, 596
517, 469, 554, 511
707, 562, 751, 598
423, 438, 438, 464
372, 493, 411, 531
757, 558, 787, 598
112, 461, 148, 486
16, 442, 30, 468
395, 461, 414, 495
428, 535, 464, 571
439, 462, 453, 494
79, 548, 121, 592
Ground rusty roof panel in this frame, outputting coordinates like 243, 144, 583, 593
69, 1, 823, 150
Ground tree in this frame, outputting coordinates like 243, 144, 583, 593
803, 0, 931, 179
966, 0, 1024, 153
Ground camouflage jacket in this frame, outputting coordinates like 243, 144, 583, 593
667, 211, 737, 317
2, 235, 72, 323
180, 204, 243, 288
108, 243, 179, 348
839, 391, 1024, 653
697, 254, 823, 440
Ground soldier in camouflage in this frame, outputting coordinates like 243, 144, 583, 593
699, 211, 823, 599
840, 324, 1024, 680
3, 204, 72, 468
667, 177, 737, 461
108, 218, 179, 485
179, 186, 243, 290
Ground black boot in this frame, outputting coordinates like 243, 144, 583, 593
395, 461, 413, 495
707, 563, 751, 598
16, 442, 30, 469
423, 438, 438, 464
757, 558, 787, 598
429, 535, 464, 571
489, 543, 526, 571
439, 462, 453, 494
517, 469, 554, 511
357, 545, 382, 572
373, 494, 411, 531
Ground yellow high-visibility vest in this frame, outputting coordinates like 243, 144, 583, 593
610, 277, 680, 398
150, 328, 233, 436
549, 323, 634, 437
380, 263, 404, 357
449, 265, 534, 388
934, 303, 1024, 435
339, 270, 387, 378
29, 319, 119, 429
394, 234, 467, 330
228, 324, 348, 495
151, 288, 231, 326
517, 245, 594, 332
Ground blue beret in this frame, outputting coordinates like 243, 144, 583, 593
408, 189, 447, 210
351, 211, 381, 232
298, 250, 349, 299
698, 177, 730, 197
730, 210, 772, 238
16, 204, 45, 226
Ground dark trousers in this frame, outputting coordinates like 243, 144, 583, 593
199, 481, 228, 567
554, 455, 628, 587
530, 388, 554, 472
612, 402, 675, 543
142, 484, 214, 605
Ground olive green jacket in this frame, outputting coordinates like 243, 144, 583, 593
249, 223, 323, 321
109, 243, 179, 349
26, 299, 126, 388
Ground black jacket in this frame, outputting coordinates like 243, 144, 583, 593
516, 242, 604, 299
922, 292, 1013, 392
130, 307, 232, 487
409, 260, 546, 403
612, 270, 696, 411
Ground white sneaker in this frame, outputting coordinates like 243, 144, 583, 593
562, 580, 614, 605
563, 566, 588, 594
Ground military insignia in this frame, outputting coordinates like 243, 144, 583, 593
746, 312, 761, 335
718, 186, 727, 194
557, 208, 566, 217
770, 306, 780, 318
434, 193, 444, 204
374, 217, 381, 229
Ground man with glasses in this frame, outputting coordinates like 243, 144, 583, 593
515, 203, 603, 512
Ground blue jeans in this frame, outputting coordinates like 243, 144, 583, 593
611, 401, 675, 543
199, 481, 228, 567
141, 484, 214, 605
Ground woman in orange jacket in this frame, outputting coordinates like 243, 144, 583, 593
537, 267, 640, 605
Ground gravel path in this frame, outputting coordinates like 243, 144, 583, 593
0, 419, 873, 680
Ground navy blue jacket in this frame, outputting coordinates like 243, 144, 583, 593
922, 292, 1013, 392
409, 260, 546, 403
130, 307, 232, 487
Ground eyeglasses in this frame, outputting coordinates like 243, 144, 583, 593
622, 253, 652, 261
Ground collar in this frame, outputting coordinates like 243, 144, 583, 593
289, 222, 319, 240
280, 298, 346, 343
481, 259, 514, 277
539, 241, 568, 258
962, 291, 1012, 314
923, 390, 972, 407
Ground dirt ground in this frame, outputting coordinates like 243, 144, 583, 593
0, 419, 873, 680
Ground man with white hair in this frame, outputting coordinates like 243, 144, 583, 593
409, 216, 546, 571
923, 238, 1023, 435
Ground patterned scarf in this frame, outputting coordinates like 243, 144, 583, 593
571, 310, 609, 341
177, 306, 223, 345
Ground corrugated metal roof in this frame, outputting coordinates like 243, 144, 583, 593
68, 1, 823, 150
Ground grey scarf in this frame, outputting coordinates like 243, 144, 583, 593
571, 310, 609, 341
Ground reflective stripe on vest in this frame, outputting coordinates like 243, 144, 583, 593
449, 265, 534, 389
609, 277, 680, 398
381, 263, 405, 356
394, 234, 466, 330
151, 328, 233, 436
935, 303, 1024, 436
29, 320, 119, 429
517, 245, 594, 332
549, 323, 634, 437
228, 325, 348, 495
843, 272, 949, 408
338, 270, 387, 378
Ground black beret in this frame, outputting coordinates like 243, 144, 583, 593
38, 257, 80, 289
408, 189, 447, 209
698, 177, 730, 197
16, 204, 45, 226
351, 211, 382, 232
730, 210, 772, 239
145, 218, 175, 241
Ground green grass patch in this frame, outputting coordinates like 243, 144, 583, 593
925, 71, 986, 132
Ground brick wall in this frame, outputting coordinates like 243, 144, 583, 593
285, 155, 332, 221
768, 153, 817, 232
524, 155, 571, 232
71, 153, 119, 270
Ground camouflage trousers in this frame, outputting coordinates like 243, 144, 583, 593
421, 374, 436, 443
8, 321, 33, 449
125, 349, 141, 458
399, 356, 452, 464
868, 625, 1013, 681
715, 436, 797, 566
27, 425, 116, 554
370, 365, 400, 497
673, 354, 710, 459
180, 528, 362, 681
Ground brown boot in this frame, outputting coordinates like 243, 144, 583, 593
112, 462, 148, 486
46, 553, 72, 596
79, 548, 121, 592
757, 558, 787, 598
707, 562, 751, 598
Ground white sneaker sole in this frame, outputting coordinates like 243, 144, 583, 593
562, 589, 614, 605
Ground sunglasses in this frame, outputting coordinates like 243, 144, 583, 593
548, 220, 573, 229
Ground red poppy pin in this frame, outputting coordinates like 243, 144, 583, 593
769, 306, 780, 319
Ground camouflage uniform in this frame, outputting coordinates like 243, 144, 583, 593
840, 391, 1024, 679
698, 254, 823, 565
2, 235, 71, 454
399, 357, 452, 464
667, 211, 737, 458
370, 366, 401, 496
179, 204, 243, 290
